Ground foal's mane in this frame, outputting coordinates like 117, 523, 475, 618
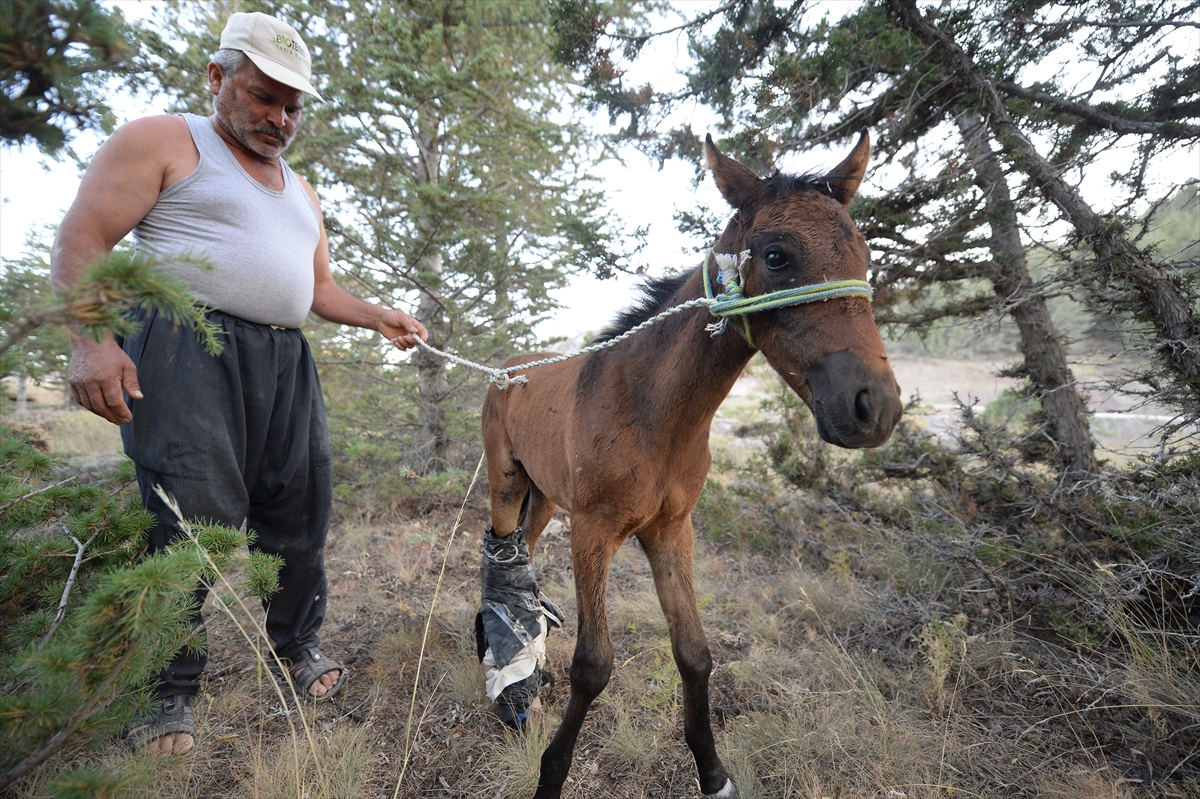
763, 170, 855, 204
592, 270, 693, 344
591, 170, 854, 344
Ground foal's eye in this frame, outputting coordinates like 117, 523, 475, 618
764, 250, 790, 270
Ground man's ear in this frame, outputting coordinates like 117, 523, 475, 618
824, 130, 871, 206
704, 134, 763, 211
207, 61, 225, 97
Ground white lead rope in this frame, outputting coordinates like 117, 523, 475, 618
397, 250, 873, 391
403, 296, 715, 390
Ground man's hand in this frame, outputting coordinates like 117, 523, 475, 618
68, 336, 143, 425
378, 309, 428, 351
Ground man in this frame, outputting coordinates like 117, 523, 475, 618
50, 12, 427, 756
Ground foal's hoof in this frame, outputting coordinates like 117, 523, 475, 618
498, 695, 540, 730
495, 665, 549, 730
703, 778, 738, 799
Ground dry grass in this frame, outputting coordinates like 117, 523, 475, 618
11, 466, 1199, 798
44, 408, 123, 456
599, 700, 667, 772
238, 725, 375, 799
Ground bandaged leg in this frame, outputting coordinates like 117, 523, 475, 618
475, 526, 564, 728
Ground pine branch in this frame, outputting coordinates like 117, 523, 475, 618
2, 252, 223, 360
607, 0, 745, 43
997, 80, 1200, 138
875, 295, 997, 327
0, 476, 76, 514
0, 644, 137, 790
661, 0, 807, 105
978, 8, 1200, 31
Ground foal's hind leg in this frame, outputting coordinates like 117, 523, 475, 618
641, 519, 736, 798
535, 516, 621, 799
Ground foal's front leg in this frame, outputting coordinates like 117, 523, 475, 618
642, 520, 737, 798
534, 519, 619, 799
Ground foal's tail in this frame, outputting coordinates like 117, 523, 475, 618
517, 487, 535, 530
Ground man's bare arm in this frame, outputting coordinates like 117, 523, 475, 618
51, 116, 193, 424
300, 177, 428, 349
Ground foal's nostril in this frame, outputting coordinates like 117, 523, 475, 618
854, 389, 873, 424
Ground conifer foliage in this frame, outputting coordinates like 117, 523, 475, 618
551, 0, 1200, 472
0, 0, 130, 152
0, 257, 281, 796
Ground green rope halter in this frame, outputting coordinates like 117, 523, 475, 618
702, 250, 874, 349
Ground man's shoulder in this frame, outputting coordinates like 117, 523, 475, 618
113, 114, 193, 144
293, 172, 321, 207
87, 115, 203, 195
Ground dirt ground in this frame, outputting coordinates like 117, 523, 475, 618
11, 348, 1195, 798
141, 487, 1193, 798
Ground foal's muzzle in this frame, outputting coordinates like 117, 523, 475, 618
805, 350, 902, 448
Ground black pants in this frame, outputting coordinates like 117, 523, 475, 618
121, 308, 333, 698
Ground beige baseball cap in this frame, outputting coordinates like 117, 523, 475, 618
219, 12, 322, 101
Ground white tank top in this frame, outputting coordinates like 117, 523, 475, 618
134, 113, 321, 328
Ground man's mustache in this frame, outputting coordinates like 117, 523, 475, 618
254, 124, 290, 143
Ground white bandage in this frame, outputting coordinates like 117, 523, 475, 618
482, 615, 548, 701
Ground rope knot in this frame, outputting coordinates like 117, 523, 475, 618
713, 250, 751, 289
489, 371, 529, 390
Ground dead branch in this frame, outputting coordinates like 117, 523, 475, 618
37, 522, 96, 651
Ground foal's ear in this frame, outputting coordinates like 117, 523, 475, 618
705, 134, 763, 210
824, 130, 871, 206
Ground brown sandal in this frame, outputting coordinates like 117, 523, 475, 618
281, 647, 348, 702
123, 695, 195, 752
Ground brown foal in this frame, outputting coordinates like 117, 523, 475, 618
481, 133, 902, 798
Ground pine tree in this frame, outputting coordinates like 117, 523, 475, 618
550, 0, 1200, 471
0, 239, 71, 412
0, 253, 281, 796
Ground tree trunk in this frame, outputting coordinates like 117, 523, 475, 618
957, 113, 1098, 479
414, 249, 449, 471
413, 116, 449, 471
16, 371, 28, 415
890, 0, 1200, 413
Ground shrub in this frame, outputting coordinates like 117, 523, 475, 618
0, 425, 279, 795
